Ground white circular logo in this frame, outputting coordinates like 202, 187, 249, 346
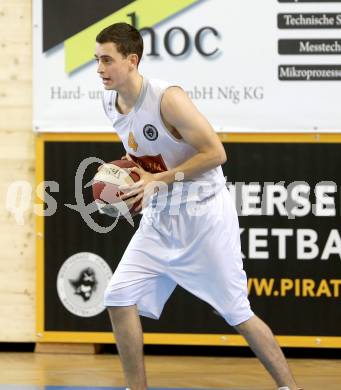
57, 252, 112, 317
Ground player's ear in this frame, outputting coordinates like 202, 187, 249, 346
128, 53, 139, 69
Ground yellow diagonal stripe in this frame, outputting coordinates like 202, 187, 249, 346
64, 0, 199, 73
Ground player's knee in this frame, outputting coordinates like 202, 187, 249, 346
233, 314, 256, 331
103, 283, 123, 306
221, 299, 254, 327
103, 282, 136, 307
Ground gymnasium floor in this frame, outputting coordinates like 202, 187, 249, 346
0, 352, 341, 390
0, 387, 218, 390
0, 387, 226, 390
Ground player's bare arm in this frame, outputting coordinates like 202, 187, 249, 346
155, 86, 227, 183
120, 87, 227, 208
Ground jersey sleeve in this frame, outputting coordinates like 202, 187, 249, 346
101, 90, 114, 121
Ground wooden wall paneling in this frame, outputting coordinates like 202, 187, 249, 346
0, 0, 35, 341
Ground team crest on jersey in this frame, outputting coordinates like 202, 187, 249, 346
143, 124, 158, 141
128, 131, 138, 151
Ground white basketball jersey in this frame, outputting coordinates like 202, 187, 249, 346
102, 77, 226, 204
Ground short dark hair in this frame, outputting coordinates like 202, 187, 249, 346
96, 23, 143, 65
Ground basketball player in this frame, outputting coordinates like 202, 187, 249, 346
95, 23, 303, 390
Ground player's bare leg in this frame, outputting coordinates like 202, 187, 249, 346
235, 315, 302, 390
108, 305, 147, 390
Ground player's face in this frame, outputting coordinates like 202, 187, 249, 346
95, 42, 131, 90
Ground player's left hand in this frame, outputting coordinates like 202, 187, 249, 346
119, 166, 158, 211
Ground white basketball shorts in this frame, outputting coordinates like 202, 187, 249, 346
104, 186, 254, 326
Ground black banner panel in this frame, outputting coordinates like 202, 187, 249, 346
38, 139, 341, 345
